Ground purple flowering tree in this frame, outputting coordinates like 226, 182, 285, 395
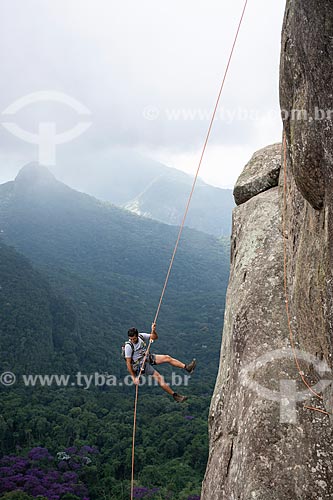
133, 486, 160, 499
0, 446, 97, 500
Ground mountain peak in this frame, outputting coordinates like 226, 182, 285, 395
15, 163, 57, 186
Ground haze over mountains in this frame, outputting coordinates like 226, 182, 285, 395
52, 153, 234, 237
0, 162, 231, 498
0, 163, 230, 383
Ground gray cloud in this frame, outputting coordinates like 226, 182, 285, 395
0, 0, 285, 187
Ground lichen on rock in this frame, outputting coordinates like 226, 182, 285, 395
202, 1, 333, 497
233, 143, 282, 206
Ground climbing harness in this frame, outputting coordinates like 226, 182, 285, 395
130, 1, 249, 498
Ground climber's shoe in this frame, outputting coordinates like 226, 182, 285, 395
173, 392, 188, 403
184, 358, 197, 374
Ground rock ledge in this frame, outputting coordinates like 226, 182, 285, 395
233, 143, 281, 206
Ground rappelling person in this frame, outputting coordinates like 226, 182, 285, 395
123, 323, 196, 403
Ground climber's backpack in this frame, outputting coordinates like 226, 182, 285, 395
121, 334, 146, 362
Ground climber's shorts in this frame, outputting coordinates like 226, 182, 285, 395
134, 354, 156, 376
141, 362, 155, 376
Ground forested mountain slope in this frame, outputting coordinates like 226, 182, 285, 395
0, 163, 231, 499
0, 163, 230, 384
0, 241, 77, 373
55, 154, 234, 237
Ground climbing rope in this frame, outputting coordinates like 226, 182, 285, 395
130, 1, 249, 497
282, 132, 330, 416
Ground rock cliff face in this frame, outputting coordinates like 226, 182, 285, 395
202, 1, 333, 498
233, 143, 281, 206
279, 0, 333, 368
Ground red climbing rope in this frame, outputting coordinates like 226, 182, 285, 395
130, 1, 249, 498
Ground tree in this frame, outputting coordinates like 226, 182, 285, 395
0, 492, 37, 500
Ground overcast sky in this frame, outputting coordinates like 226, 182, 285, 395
0, 0, 285, 189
